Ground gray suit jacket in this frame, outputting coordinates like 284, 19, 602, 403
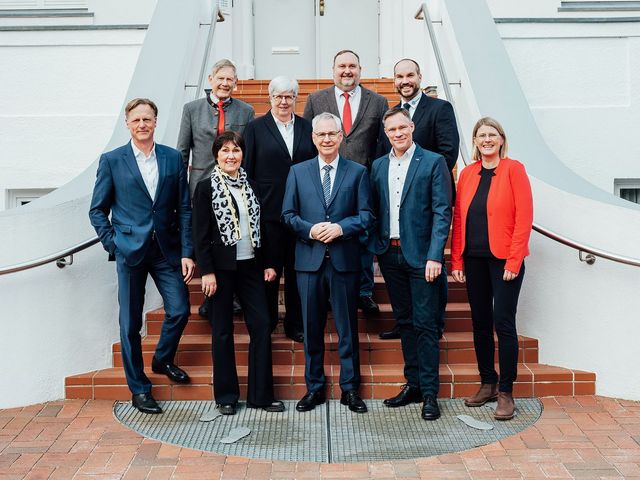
177, 96, 255, 195
303, 85, 388, 169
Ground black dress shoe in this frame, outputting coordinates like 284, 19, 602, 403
340, 390, 368, 413
198, 298, 209, 318
151, 357, 191, 384
421, 395, 441, 421
378, 326, 401, 340
132, 393, 162, 414
233, 296, 242, 314
247, 400, 285, 412
358, 295, 380, 314
296, 391, 326, 412
285, 330, 304, 343
217, 403, 237, 415
383, 384, 422, 408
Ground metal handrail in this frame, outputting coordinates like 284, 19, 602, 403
0, 237, 100, 276
415, 2, 640, 268
0, 6, 224, 276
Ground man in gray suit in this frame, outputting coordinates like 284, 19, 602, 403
303, 50, 388, 314
177, 58, 254, 318
177, 58, 255, 197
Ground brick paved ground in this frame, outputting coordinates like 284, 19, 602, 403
1, 396, 639, 479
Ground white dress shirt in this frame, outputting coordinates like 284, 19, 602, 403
401, 92, 422, 119
335, 85, 361, 125
388, 142, 416, 239
274, 113, 295, 158
228, 186, 255, 260
131, 141, 158, 200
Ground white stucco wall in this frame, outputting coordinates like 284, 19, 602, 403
0, 29, 145, 210
499, 22, 640, 195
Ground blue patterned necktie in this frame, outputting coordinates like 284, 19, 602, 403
322, 164, 333, 205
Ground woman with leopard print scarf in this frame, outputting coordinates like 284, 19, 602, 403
192, 130, 284, 416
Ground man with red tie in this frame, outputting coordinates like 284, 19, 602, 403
303, 50, 388, 314
177, 58, 254, 317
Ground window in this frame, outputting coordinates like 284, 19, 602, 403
5, 188, 55, 209
614, 179, 640, 205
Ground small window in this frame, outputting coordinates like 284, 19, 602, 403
5, 188, 55, 209
614, 179, 640, 205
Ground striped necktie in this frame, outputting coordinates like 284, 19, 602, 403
322, 164, 333, 205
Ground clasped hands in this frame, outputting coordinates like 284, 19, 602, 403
310, 222, 343, 243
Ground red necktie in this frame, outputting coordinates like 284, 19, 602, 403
216, 101, 225, 135
342, 92, 352, 135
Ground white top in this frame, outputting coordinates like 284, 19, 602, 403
131, 141, 158, 200
274, 113, 295, 158
388, 142, 416, 239
334, 85, 361, 125
228, 186, 255, 260
317, 155, 340, 194
401, 92, 422, 119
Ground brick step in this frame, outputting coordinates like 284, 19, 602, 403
146, 302, 473, 335
111, 332, 539, 367
65, 362, 596, 402
187, 275, 469, 305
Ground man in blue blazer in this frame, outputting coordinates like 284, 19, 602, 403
377, 58, 459, 341
282, 112, 374, 413
89, 98, 195, 414
369, 106, 452, 420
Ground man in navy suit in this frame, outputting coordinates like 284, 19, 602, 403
377, 58, 459, 341
282, 112, 374, 413
89, 98, 195, 414
369, 106, 452, 420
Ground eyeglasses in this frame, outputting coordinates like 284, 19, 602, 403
272, 94, 296, 103
313, 131, 341, 140
475, 133, 500, 140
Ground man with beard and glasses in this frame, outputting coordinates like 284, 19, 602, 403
304, 49, 388, 316
376, 58, 459, 341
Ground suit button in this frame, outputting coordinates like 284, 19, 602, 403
326, 216, 330, 220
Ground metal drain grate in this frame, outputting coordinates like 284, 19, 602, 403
114, 399, 542, 463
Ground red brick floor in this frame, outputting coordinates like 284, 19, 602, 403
1, 396, 639, 479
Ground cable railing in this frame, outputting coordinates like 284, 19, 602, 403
415, 2, 640, 268
0, 5, 224, 276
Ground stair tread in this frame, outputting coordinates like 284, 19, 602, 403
121, 332, 538, 352
66, 362, 596, 387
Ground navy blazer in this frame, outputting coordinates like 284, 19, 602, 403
89, 141, 193, 267
243, 112, 317, 222
368, 145, 451, 269
281, 156, 374, 273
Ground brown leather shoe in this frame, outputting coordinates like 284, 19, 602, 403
464, 383, 498, 407
494, 392, 515, 420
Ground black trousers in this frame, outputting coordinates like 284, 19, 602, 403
208, 259, 276, 406
378, 246, 444, 397
464, 256, 525, 393
265, 224, 303, 335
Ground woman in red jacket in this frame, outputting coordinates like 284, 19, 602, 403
451, 117, 533, 420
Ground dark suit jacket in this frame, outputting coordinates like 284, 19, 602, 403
177, 95, 255, 195
281, 156, 374, 272
191, 177, 279, 274
303, 86, 388, 169
377, 93, 459, 171
243, 112, 317, 223
368, 145, 452, 269
89, 142, 193, 267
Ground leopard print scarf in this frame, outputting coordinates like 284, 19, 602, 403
210, 165, 261, 248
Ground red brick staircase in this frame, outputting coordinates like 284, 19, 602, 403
65, 79, 596, 402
